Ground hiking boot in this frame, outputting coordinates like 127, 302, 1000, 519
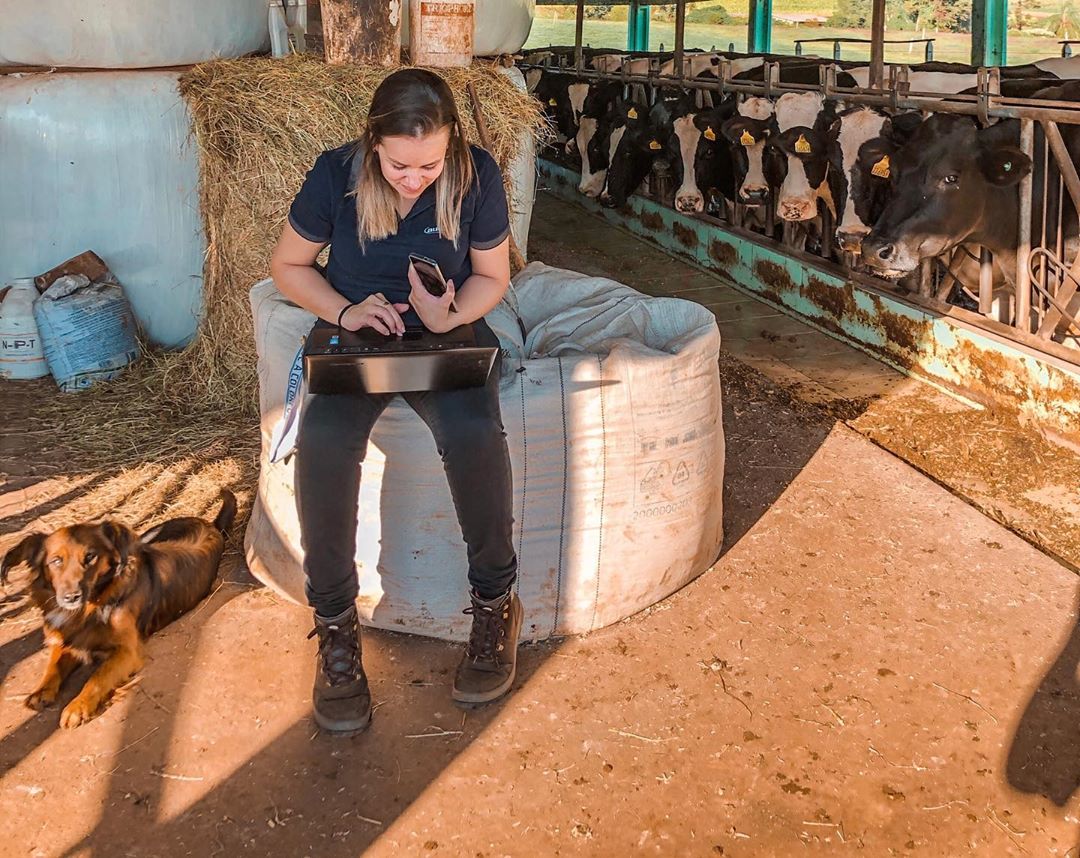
452, 588, 523, 705
308, 605, 371, 734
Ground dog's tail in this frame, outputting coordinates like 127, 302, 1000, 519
213, 490, 238, 536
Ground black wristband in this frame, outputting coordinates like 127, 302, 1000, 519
336, 302, 357, 330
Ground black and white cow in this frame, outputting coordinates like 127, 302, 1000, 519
719, 96, 780, 207
573, 81, 623, 197
532, 71, 592, 156
770, 92, 837, 224
588, 95, 653, 206
827, 108, 923, 253
845, 62, 979, 93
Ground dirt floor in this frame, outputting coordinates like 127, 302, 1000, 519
2, 193, 1080, 856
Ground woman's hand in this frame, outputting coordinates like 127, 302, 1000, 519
407, 264, 457, 334
341, 293, 411, 336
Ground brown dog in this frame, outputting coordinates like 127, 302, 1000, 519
1, 491, 236, 728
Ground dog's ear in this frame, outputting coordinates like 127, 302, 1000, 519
1, 533, 46, 585
100, 521, 138, 571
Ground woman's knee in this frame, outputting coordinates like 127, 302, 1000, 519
299, 394, 377, 453
436, 412, 506, 458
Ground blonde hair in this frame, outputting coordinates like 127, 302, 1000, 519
353, 68, 474, 249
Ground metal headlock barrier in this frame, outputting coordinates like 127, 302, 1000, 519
520, 1, 1080, 364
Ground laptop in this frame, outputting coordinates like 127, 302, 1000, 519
302, 320, 498, 395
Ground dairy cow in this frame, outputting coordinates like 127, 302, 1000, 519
719, 96, 780, 208
770, 92, 837, 224
593, 95, 665, 208
861, 114, 1038, 281
864, 82, 1080, 292
673, 94, 739, 213
828, 108, 923, 253
576, 83, 631, 197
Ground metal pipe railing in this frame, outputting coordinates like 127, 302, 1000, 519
794, 37, 935, 62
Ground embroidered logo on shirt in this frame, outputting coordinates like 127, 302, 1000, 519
424, 226, 440, 235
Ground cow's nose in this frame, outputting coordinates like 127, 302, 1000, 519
676, 194, 704, 213
740, 187, 768, 204
780, 200, 814, 221
868, 237, 894, 260
861, 236, 895, 266
836, 228, 869, 253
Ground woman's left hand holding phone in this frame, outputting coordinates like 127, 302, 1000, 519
407, 264, 457, 334
340, 292, 412, 336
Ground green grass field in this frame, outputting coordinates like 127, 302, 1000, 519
526, 8, 1068, 66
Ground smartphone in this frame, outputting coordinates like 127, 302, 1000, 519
409, 253, 457, 313
409, 253, 447, 297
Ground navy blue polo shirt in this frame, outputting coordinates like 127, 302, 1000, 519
288, 142, 510, 327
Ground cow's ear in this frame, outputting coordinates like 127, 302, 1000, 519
692, 112, 712, 132
884, 111, 923, 145
979, 146, 1032, 186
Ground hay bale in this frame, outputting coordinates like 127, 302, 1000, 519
41, 55, 550, 467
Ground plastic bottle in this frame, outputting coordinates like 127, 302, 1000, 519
0, 279, 49, 380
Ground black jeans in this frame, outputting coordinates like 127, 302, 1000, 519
295, 321, 517, 618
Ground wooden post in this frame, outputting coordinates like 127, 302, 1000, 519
322, 0, 401, 66
869, 0, 886, 89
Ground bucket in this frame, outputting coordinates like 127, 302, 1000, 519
0, 279, 49, 380
408, 0, 474, 67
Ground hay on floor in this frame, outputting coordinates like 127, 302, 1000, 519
39, 55, 550, 467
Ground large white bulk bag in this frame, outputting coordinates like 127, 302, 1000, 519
1, 0, 270, 69
245, 263, 724, 641
500, 67, 537, 257
0, 71, 203, 348
401, 0, 534, 57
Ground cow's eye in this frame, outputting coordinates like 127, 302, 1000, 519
942, 174, 959, 186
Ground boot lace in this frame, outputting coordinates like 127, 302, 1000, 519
463, 600, 509, 663
308, 618, 361, 686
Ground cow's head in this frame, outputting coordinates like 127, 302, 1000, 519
861, 115, 1032, 276
575, 85, 622, 197
826, 109, 923, 253
720, 97, 778, 206
682, 95, 738, 213
596, 98, 654, 208
771, 93, 834, 223
639, 88, 703, 213
534, 73, 580, 150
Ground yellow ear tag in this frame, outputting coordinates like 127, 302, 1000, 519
627, 107, 639, 120
871, 154, 891, 179
795, 134, 812, 154
548, 98, 557, 106
739, 129, 755, 146
649, 140, 662, 150
704, 127, 717, 142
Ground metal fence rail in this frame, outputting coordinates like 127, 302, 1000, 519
793, 37, 935, 62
